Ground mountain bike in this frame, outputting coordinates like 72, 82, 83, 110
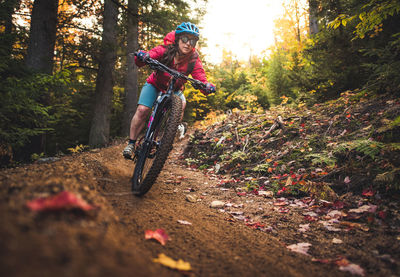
130, 52, 208, 196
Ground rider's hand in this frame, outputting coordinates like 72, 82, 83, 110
137, 50, 150, 62
205, 82, 216, 94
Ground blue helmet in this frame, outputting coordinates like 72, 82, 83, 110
175, 22, 200, 38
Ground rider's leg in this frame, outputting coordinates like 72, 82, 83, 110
123, 83, 158, 158
129, 82, 158, 140
129, 105, 151, 140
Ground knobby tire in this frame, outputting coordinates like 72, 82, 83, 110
131, 94, 182, 196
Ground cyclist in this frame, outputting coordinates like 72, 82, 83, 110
123, 22, 215, 158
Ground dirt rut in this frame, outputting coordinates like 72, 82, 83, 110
0, 140, 348, 277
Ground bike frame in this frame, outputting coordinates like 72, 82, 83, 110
138, 78, 177, 157
130, 52, 210, 195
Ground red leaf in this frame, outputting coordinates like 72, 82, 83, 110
378, 211, 387, 219
335, 257, 350, 267
362, 188, 375, 197
26, 191, 94, 212
333, 200, 345, 209
145, 229, 170, 245
246, 222, 265, 229
304, 215, 318, 222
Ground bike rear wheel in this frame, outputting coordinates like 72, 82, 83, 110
131, 94, 182, 196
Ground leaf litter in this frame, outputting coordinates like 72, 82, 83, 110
181, 92, 400, 276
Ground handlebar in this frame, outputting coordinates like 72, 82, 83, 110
132, 52, 207, 92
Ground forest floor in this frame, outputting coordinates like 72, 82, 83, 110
1, 92, 400, 277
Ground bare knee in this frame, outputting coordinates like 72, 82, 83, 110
134, 105, 151, 121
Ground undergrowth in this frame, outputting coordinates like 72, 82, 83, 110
183, 92, 400, 198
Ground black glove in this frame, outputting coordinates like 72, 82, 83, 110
136, 50, 150, 62
206, 82, 216, 94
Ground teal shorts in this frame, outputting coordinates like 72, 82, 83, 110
138, 82, 186, 108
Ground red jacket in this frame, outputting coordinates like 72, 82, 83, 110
134, 45, 208, 94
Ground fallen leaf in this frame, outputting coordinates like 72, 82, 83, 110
304, 216, 317, 222
299, 224, 310, 233
145, 229, 170, 245
362, 188, 375, 197
333, 200, 345, 209
336, 258, 365, 276
319, 220, 341, 232
378, 210, 386, 219
287, 242, 312, 256
326, 210, 342, 219
285, 176, 293, 186
153, 253, 191, 271
210, 200, 225, 208
246, 222, 265, 230
274, 199, 288, 206
340, 221, 369, 232
348, 205, 377, 214
290, 199, 309, 208
303, 211, 318, 217
258, 190, 274, 198
177, 220, 192, 225
332, 238, 343, 244
26, 191, 94, 212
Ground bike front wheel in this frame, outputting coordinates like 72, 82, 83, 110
131, 94, 182, 196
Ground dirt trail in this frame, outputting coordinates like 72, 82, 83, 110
1, 139, 351, 277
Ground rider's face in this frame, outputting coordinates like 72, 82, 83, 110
178, 34, 196, 55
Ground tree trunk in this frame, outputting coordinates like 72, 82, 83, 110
121, 0, 139, 137
2, 0, 19, 57
309, 0, 319, 35
294, 0, 301, 43
89, 0, 119, 147
25, 0, 59, 74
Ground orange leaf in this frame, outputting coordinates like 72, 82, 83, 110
145, 229, 170, 245
153, 253, 191, 271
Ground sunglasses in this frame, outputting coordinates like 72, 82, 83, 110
180, 36, 197, 47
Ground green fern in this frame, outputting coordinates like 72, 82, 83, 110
354, 140, 384, 160
252, 163, 271, 173
335, 139, 384, 160
305, 152, 337, 167
374, 168, 400, 190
